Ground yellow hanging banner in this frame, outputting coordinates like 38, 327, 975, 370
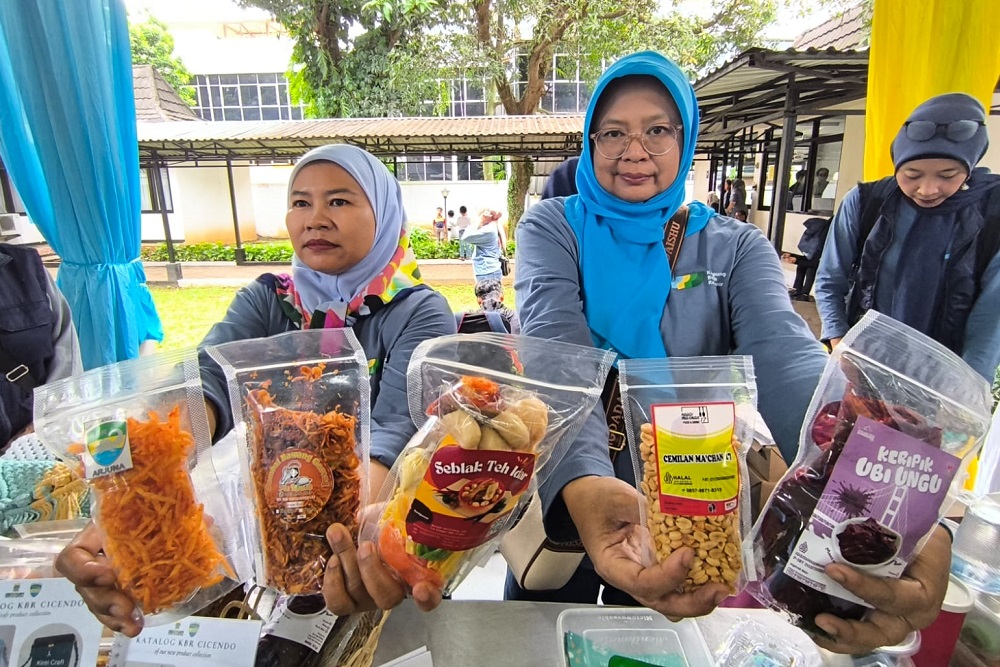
864, 0, 1000, 181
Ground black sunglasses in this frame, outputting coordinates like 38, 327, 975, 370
904, 119, 984, 142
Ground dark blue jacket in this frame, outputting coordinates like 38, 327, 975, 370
542, 157, 580, 200
0, 245, 55, 445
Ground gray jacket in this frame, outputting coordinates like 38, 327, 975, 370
199, 276, 456, 467
514, 199, 829, 542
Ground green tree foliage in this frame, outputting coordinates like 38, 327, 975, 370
241, 0, 806, 229
128, 15, 196, 106
242, 0, 448, 117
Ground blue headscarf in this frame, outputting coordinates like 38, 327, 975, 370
287, 144, 407, 313
566, 51, 715, 360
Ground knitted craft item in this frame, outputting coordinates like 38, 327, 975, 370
0, 460, 90, 535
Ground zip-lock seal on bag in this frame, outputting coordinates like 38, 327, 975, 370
747, 311, 993, 637
34, 349, 248, 625
207, 329, 371, 596
362, 333, 613, 596
620, 356, 757, 595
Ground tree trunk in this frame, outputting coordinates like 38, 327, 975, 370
507, 158, 533, 236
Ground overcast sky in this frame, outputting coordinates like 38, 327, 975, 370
125, 0, 833, 44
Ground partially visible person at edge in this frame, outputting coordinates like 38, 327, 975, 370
815, 92, 1000, 381
456, 205, 472, 260
542, 157, 580, 199
706, 189, 721, 213
727, 178, 748, 216
463, 208, 507, 283
507, 51, 950, 655
54, 144, 456, 637
0, 236, 82, 450
432, 206, 447, 243
474, 278, 519, 334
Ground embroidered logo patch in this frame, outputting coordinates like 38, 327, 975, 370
671, 271, 705, 290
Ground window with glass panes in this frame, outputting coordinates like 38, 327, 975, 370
191, 73, 305, 121
512, 50, 595, 114
395, 155, 494, 182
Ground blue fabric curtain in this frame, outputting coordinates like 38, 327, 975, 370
0, 0, 163, 370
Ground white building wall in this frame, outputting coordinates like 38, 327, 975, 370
132, 164, 515, 243
400, 181, 510, 229
980, 115, 1000, 174
170, 26, 293, 76
126, 0, 291, 76
250, 165, 294, 238
691, 157, 711, 204
835, 115, 867, 204
141, 164, 259, 244
8, 215, 45, 244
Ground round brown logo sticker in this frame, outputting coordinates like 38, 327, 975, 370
265, 448, 334, 524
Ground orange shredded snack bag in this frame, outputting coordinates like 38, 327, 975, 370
92, 408, 231, 614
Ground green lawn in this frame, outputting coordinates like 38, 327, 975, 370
151, 283, 515, 351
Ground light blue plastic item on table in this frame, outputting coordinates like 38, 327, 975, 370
558, 608, 712, 667
951, 493, 1000, 594
715, 618, 806, 667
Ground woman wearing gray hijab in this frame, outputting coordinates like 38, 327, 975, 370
55, 144, 456, 637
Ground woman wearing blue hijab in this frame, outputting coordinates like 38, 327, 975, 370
507, 52, 951, 655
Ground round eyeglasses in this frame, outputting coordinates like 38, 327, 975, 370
590, 124, 683, 160
904, 119, 984, 143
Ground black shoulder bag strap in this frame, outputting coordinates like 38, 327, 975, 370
0, 342, 38, 392
604, 206, 691, 462
854, 177, 898, 268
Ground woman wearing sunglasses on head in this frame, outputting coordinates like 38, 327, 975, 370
816, 93, 1000, 380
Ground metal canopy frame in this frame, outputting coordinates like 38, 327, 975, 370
693, 48, 869, 152
692, 48, 870, 250
136, 116, 585, 167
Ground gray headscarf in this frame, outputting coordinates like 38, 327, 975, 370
287, 144, 407, 312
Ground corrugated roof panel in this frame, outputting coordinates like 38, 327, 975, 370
136, 115, 585, 143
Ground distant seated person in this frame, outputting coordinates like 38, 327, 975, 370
1, 238, 82, 452
788, 169, 808, 207
733, 209, 748, 222
813, 167, 830, 199
455, 279, 519, 334
542, 157, 580, 199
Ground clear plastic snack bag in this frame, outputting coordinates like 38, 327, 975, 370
363, 333, 614, 595
33, 350, 246, 624
748, 311, 993, 637
620, 356, 756, 595
0, 537, 69, 579
207, 329, 370, 596
715, 617, 808, 667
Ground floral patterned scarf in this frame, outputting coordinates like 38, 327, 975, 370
275, 231, 424, 329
